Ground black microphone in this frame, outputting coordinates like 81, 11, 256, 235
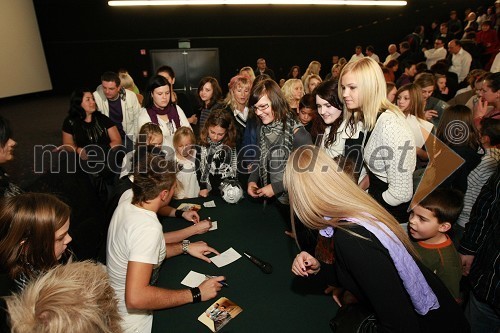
243, 252, 273, 274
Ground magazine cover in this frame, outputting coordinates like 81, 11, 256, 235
198, 297, 242, 332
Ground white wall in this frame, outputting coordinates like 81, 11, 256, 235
0, 0, 52, 98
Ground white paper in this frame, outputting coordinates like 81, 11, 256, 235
211, 247, 241, 267
209, 221, 218, 231
181, 270, 206, 288
203, 200, 216, 208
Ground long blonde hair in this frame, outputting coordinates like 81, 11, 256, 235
339, 57, 403, 131
301, 60, 321, 82
281, 79, 303, 106
283, 146, 417, 257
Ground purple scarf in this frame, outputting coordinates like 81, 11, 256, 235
320, 217, 440, 315
344, 217, 440, 315
147, 104, 181, 128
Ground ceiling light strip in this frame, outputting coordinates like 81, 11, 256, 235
109, 1, 407, 6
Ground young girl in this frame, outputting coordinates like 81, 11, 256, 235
120, 122, 164, 179
138, 75, 191, 150
0, 193, 72, 292
173, 127, 200, 199
433, 74, 449, 101
196, 77, 223, 132
395, 83, 434, 160
196, 109, 237, 197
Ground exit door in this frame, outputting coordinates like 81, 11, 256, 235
150, 48, 220, 116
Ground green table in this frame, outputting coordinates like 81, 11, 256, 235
152, 196, 337, 332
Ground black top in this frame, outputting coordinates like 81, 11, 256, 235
334, 225, 469, 333
0, 167, 22, 198
62, 112, 115, 148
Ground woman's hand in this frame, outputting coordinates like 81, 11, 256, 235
199, 189, 209, 197
291, 251, 320, 277
188, 114, 198, 125
256, 184, 274, 198
474, 99, 488, 120
247, 182, 259, 198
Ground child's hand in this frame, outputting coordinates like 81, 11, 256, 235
199, 189, 209, 197
424, 109, 438, 121
247, 182, 259, 198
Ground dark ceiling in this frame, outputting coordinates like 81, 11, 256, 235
32, 0, 491, 93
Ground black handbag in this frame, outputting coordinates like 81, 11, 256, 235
329, 303, 378, 333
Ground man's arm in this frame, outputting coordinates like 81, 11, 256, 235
125, 261, 225, 311
125, 261, 192, 310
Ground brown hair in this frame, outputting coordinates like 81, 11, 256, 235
418, 188, 464, 224
0, 193, 71, 280
436, 105, 482, 150
131, 154, 177, 205
136, 122, 162, 147
395, 83, 425, 119
248, 79, 292, 125
199, 109, 237, 148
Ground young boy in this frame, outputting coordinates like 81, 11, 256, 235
408, 188, 464, 302
297, 94, 316, 134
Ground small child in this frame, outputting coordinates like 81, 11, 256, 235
196, 109, 237, 197
297, 94, 316, 134
408, 188, 464, 302
120, 123, 163, 179
173, 126, 200, 199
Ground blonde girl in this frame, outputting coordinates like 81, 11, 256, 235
339, 57, 416, 223
173, 126, 200, 199
281, 79, 304, 111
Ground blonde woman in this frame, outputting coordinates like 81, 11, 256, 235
222, 75, 252, 150
281, 79, 304, 112
301, 60, 321, 83
239, 66, 256, 82
304, 74, 322, 94
339, 57, 416, 223
287, 147, 468, 332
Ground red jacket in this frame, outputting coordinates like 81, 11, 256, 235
476, 29, 499, 54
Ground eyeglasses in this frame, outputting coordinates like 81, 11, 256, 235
253, 103, 270, 111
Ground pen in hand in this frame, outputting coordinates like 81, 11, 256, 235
205, 274, 229, 287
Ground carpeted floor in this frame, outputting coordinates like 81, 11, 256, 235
1, 93, 108, 263
1, 93, 69, 188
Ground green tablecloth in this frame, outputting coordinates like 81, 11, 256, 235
152, 196, 337, 332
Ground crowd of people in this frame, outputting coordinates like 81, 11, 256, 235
0, 3, 499, 333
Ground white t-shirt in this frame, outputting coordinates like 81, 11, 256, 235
106, 189, 166, 333
175, 154, 200, 199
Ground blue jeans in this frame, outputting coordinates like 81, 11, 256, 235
465, 292, 500, 333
